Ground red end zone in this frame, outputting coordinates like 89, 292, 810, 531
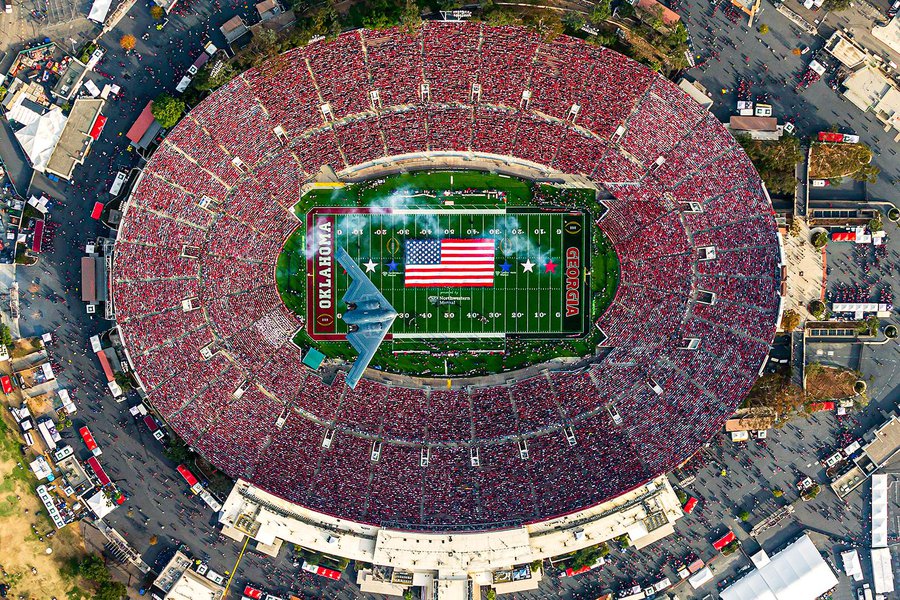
306, 207, 390, 342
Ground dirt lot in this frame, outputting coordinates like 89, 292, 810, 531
0, 412, 88, 599
805, 364, 858, 402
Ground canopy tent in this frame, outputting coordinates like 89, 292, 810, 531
87, 0, 112, 22
85, 490, 116, 518
872, 474, 888, 547
871, 547, 895, 594
840, 549, 863, 581
720, 534, 838, 600
14, 108, 66, 172
688, 566, 714, 589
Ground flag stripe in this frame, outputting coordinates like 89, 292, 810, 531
405, 238, 495, 288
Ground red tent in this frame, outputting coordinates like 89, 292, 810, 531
1, 376, 13, 394
91, 202, 103, 219
809, 401, 835, 412
86, 456, 111, 486
88, 114, 107, 140
683, 496, 698, 514
831, 231, 855, 242
31, 219, 43, 252
96, 350, 115, 382
818, 131, 843, 143
565, 565, 591, 577
713, 531, 735, 551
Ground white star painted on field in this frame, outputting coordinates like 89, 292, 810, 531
521, 259, 535, 273
363, 259, 378, 273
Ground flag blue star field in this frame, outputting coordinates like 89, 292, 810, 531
404, 238, 496, 287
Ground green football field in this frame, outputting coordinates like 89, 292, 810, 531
275, 170, 619, 375
305, 208, 588, 340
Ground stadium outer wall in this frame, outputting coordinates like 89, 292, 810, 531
110, 23, 783, 583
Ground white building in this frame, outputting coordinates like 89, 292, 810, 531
219, 476, 684, 599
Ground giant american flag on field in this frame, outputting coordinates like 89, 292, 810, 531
404, 238, 496, 287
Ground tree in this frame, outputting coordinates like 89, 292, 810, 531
758, 23, 769, 34
151, 94, 185, 129
114, 371, 133, 392
164, 436, 194, 464
0, 324, 12, 349
869, 216, 883, 232
399, 0, 422, 32
738, 510, 750, 522
808, 300, 826, 320
888, 207, 900, 222
736, 134, 802, 195
853, 163, 880, 183
772, 488, 783, 498
823, 0, 851, 10
858, 315, 879, 336
149, 535, 159, 545
119, 34, 136, 51
781, 309, 801, 332
563, 11, 586, 33
96, 581, 127, 600
590, 0, 612, 23
193, 62, 236, 92
79, 554, 110, 583
150, 5, 164, 19
746, 372, 804, 415
811, 231, 828, 249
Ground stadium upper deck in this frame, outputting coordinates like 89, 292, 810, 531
112, 23, 782, 530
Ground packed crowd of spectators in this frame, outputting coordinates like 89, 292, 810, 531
112, 23, 781, 530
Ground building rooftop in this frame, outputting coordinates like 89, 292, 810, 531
730, 116, 778, 132
864, 416, 900, 465
825, 32, 869, 68
165, 570, 224, 600
46, 98, 105, 180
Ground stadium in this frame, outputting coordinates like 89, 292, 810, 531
111, 22, 782, 596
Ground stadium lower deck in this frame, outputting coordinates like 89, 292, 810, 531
111, 23, 782, 530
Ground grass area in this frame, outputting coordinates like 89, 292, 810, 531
808, 142, 874, 179
278, 170, 619, 377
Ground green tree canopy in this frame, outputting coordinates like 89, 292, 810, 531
96, 581, 127, 600
590, 0, 612, 23
151, 94, 185, 129
0, 324, 12, 348
79, 554, 110, 583
736, 134, 802, 195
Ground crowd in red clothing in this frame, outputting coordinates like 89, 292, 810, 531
112, 23, 781, 530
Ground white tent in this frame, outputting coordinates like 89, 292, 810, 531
872, 474, 888, 548
688, 566, 714, 589
720, 534, 838, 600
14, 108, 66, 172
87, 0, 112, 22
840, 549, 863, 581
871, 547, 895, 594
85, 490, 117, 519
